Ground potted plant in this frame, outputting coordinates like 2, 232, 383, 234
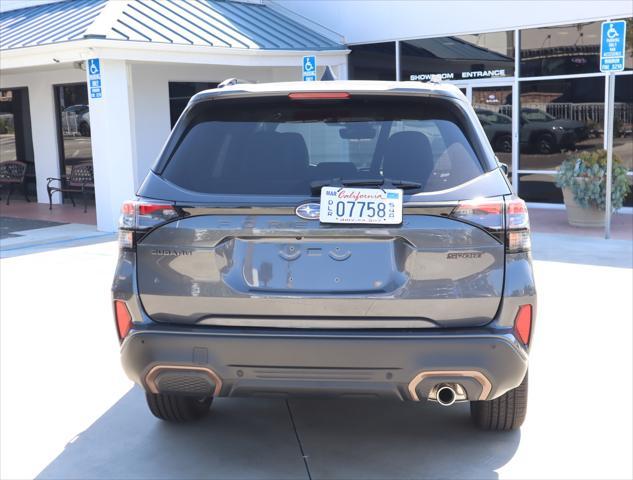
556, 149, 631, 227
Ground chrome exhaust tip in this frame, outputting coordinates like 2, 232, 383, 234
435, 384, 457, 406
426, 382, 468, 405
408, 370, 491, 402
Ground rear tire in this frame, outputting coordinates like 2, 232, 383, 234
146, 393, 212, 422
470, 373, 528, 431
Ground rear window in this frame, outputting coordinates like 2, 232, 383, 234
161, 95, 485, 195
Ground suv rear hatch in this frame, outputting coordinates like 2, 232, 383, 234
131, 91, 512, 328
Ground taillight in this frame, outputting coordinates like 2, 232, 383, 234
118, 200, 179, 248
506, 198, 530, 253
118, 230, 134, 249
114, 300, 132, 342
450, 198, 504, 231
450, 197, 530, 253
288, 92, 350, 100
138, 204, 176, 216
514, 304, 532, 345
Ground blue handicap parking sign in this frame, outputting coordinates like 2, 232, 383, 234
87, 58, 103, 99
600, 21, 626, 72
88, 59, 100, 76
302, 55, 316, 81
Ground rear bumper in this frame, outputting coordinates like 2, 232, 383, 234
120, 327, 528, 402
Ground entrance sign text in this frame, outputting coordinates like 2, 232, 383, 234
410, 69, 507, 81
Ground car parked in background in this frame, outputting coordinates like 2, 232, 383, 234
61, 104, 90, 137
113, 80, 535, 431
520, 108, 587, 154
475, 108, 513, 153
476, 107, 588, 154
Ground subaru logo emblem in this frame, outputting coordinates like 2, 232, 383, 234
295, 203, 320, 220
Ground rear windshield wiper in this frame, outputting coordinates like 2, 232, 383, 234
310, 178, 421, 194
343, 178, 422, 189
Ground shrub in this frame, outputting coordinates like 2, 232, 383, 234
556, 149, 631, 211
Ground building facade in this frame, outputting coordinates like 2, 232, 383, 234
279, 0, 633, 208
1, 0, 632, 231
0, 0, 348, 230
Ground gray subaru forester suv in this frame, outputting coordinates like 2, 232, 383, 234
112, 80, 535, 431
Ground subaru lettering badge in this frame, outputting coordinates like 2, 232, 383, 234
295, 203, 320, 220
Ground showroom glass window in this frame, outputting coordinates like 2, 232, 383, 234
611, 17, 632, 205
614, 75, 633, 206
471, 86, 514, 167
0, 90, 18, 164
348, 42, 396, 80
0, 88, 35, 194
518, 77, 605, 203
400, 31, 515, 81
54, 84, 92, 178
616, 17, 633, 71
521, 21, 610, 77
169, 82, 218, 128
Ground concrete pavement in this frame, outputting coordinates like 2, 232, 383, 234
0, 218, 113, 257
1, 233, 631, 479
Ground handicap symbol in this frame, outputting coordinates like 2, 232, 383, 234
607, 23, 619, 40
304, 58, 314, 72
89, 60, 100, 75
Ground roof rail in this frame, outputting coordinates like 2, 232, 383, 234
217, 78, 252, 88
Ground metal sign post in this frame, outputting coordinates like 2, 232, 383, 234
599, 20, 626, 239
605, 74, 615, 239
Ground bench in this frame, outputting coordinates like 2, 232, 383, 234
0, 161, 29, 205
47, 163, 94, 213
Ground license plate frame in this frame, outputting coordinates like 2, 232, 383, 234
319, 186, 403, 225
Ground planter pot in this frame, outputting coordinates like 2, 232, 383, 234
561, 186, 605, 228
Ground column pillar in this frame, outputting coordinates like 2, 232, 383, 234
27, 80, 61, 204
86, 59, 136, 232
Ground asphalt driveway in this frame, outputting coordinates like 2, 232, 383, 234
1, 233, 631, 479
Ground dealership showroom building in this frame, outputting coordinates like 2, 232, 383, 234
0, 0, 631, 231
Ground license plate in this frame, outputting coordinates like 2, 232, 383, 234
319, 186, 403, 225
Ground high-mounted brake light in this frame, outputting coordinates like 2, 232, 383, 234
514, 304, 532, 345
114, 300, 133, 342
288, 92, 350, 100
